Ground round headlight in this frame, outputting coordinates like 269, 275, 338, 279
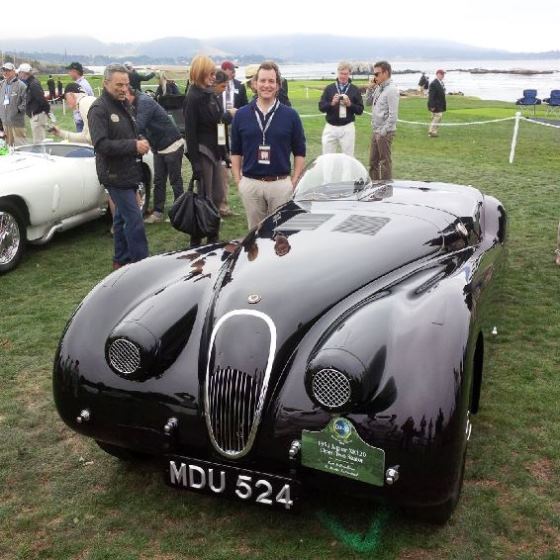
107, 338, 141, 376
311, 368, 351, 409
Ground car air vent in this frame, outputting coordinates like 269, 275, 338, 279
274, 213, 333, 232
207, 367, 262, 455
334, 215, 390, 237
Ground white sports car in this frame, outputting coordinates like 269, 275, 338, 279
0, 142, 153, 273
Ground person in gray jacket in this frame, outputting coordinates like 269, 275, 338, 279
0, 62, 27, 146
365, 60, 399, 180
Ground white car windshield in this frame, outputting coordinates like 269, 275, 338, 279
294, 154, 372, 201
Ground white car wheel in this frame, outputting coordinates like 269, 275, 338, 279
0, 201, 25, 273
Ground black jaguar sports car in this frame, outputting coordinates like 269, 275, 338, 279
53, 154, 506, 522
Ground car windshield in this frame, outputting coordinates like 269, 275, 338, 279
14, 143, 94, 158
294, 154, 372, 201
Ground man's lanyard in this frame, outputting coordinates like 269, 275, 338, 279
4, 82, 12, 105
336, 81, 349, 96
372, 82, 386, 107
254, 100, 279, 145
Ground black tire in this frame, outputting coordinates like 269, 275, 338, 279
0, 200, 26, 273
404, 446, 467, 524
96, 440, 152, 461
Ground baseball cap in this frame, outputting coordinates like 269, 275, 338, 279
221, 60, 238, 71
244, 64, 259, 80
1, 62, 15, 71
64, 82, 85, 95
17, 63, 32, 73
66, 62, 84, 74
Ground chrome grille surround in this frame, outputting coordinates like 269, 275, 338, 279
204, 310, 277, 459
108, 338, 141, 375
312, 368, 352, 409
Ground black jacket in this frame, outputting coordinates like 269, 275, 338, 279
88, 89, 143, 188
428, 79, 446, 113
231, 79, 248, 109
129, 70, 156, 91
183, 84, 220, 173
318, 81, 364, 126
133, 91, 182, 153
24, 75, 50, 117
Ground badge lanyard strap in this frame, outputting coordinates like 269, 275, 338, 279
336, 81, 349, 96
4, 82, 12, 104
254, 100, 279, 145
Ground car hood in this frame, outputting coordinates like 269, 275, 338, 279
211, 202, 444, 333
0, 152, 53, 178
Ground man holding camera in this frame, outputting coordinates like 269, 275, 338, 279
319, 61, 364, 156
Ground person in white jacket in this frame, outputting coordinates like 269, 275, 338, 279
51, 82, 96, 144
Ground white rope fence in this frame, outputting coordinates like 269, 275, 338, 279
300, 110, 560, 164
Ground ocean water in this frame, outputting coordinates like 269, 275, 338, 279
91, 58, 560, 103
275, 59, 560, 103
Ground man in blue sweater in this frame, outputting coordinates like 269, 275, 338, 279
127, 87, 185, 223
230, 61, 306, 229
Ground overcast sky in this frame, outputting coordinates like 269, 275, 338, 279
10, 0, 560, 53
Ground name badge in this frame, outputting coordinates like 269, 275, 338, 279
3, 97, 9, 106
338, 103, 347, 119
110, 114, 120, 123
258, 145, 271, 165
217, 123, 226, 146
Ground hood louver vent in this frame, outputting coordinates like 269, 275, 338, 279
334, 215, 389, 237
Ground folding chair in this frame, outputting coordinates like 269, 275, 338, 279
515, 89, 542, 115
543, 90, 560, 118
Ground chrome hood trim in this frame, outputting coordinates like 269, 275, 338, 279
204, 309, 277, 459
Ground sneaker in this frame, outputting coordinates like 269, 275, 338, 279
144, 211, 164, 224
555, 251, 560, 266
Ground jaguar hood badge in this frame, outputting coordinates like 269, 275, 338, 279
248, 294, 261, 304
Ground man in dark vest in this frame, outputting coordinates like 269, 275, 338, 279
428, 69, 446, 137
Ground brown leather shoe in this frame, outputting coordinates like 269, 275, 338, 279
112, 262, 124, 270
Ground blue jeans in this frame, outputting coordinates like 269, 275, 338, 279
107, 187, 149, 265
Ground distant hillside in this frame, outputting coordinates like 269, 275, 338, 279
1, 34, 558, 65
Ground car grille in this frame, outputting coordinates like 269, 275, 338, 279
207, 367, 262, 455
108, 338, 141, 375
312, 368, 352, 409
204, 310, 277, 459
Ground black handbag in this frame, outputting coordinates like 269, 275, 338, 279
168, 177, 220, 238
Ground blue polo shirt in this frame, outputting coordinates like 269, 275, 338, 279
231, 99, 306, 177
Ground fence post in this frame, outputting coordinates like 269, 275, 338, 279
509, 112, 521, 164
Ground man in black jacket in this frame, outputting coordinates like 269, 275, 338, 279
88, 64, 150, 269
220, 61, 248, 110
318, 61, 364, 156
428, 69, 446, 137
126, 87, 184, 223
17, 63, 51, 142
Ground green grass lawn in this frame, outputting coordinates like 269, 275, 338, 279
1, 82, 559, 559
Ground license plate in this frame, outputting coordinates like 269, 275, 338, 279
165, 456, 301, 511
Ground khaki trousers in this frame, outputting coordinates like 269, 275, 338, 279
321, 122, 355, 156
31, 113, 48, 143
429, 112, 443, 135
369, 131, 395, 180
5, 126, 27, 146
238, 176, 293, 229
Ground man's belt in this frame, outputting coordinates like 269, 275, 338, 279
244, 175, 289, 182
